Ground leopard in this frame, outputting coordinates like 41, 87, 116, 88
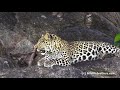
34, 32, 120, 68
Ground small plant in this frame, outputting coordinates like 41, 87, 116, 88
114, 33, 120, 47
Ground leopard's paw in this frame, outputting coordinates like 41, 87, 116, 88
44, 60, 56, 68
37, 60, 45, 67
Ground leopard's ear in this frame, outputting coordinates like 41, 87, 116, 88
41, 34, 44, 37
44, 32, 58, 40
44, 32, 53, 40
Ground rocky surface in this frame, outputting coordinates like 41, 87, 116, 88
0, 12, 120, 78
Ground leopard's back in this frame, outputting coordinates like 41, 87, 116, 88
70, 41, 120, 64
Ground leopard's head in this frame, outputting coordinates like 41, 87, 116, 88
34, 32, 62, 55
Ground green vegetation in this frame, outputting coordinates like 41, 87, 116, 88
114, 33, 120, 47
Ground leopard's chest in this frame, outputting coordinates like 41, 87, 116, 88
44, 50, 66, 60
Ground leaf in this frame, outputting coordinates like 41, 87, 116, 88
114, 33, 120, 43
114, 41, 120, 47
114, 33, 120, 47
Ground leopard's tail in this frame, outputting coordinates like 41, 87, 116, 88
114, 47, 120, 57
105, 44, 120, 57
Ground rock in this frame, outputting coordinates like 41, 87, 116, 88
0, 12, 17, 30
91, 12, 120, 38
0, 56, 120, 78
0, 40, 6, 57
57, 26, 114, 44
0, 65, 91, 78
10, 39, 34, 54
0, 23, 23, 49
73, 57, 120, 78
9, 39, 35, 67
0, 57, 15, 70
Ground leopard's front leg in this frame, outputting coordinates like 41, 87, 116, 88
44, 58, 71, 68
37, 56, 57, 68
44, 60, 57, 68
37, 57, 46, 67
38, 58, 71, 68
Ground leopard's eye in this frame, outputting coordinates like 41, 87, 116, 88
40, 50, 45, 53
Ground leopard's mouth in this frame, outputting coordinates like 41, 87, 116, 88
39, 49, 46, 55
